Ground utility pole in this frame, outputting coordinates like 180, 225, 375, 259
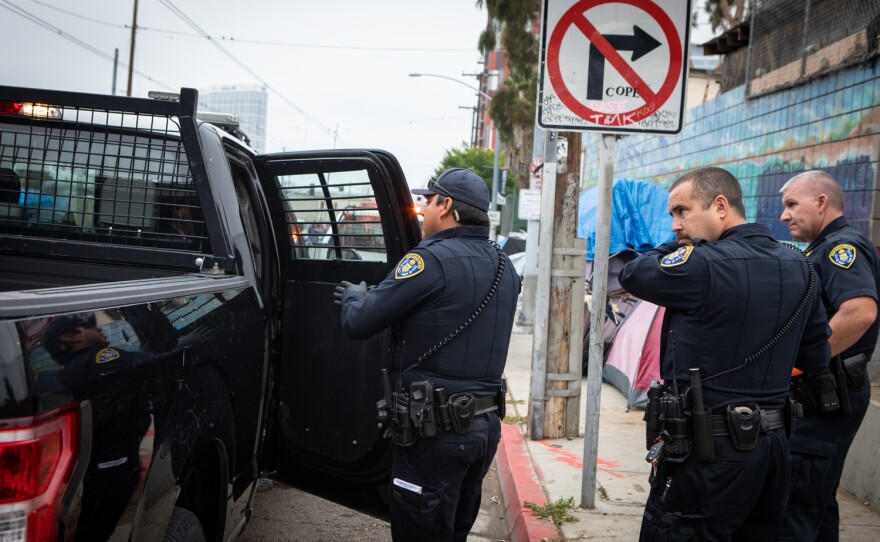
528, 131, 585, 439
126, 0, 139, 97
112, 48, 119, 96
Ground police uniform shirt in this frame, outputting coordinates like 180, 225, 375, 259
618, 223, 829, 410
339, 225, 521, 396
805, 216, 880, 359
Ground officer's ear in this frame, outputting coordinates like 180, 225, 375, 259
713, 194, 730, 218
437, 196, 454, 219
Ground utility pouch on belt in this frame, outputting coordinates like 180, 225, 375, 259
830, 356, 851, 415
784, 396, 803, 439
790, 373, 817, 410
497, 379, 508, 420
842, 353, 868, 390
448, 393, 476, 434
726, 403, 762, 451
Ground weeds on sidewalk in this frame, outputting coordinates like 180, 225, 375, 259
523, 497, 578, 527
503, 414, 527, 425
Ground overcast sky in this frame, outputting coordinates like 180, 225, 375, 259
1, 0, 717, 187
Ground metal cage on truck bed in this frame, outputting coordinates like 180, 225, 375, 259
0, 87, 215, 269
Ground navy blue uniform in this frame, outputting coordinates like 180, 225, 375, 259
619, 223, 830, 541
340, 225, 521, 542
780, 217, 879, 542
57, 346, 159, 542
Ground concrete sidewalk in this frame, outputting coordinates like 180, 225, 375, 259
494, 328, 880, 541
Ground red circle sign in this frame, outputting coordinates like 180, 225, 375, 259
546, 0, 683, 126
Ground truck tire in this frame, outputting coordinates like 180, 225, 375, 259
163, 507, 206, 542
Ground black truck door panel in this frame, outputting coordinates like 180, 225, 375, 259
255, 150, 419, 485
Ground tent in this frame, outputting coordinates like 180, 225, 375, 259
602, 299, 664, 409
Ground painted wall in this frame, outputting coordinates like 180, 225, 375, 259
581, 61, 880, 244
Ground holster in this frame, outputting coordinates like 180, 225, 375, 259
448, 392, 476, 434
830, 356, 851, 415
726, 403, 762, 451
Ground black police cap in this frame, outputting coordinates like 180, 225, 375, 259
411, 168, 490, 212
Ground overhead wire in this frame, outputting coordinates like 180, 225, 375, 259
157, 0, 341, 144
1, 0, 173, 90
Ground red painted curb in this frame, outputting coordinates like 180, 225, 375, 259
496, 422, 562, 541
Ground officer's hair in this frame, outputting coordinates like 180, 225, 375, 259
780, 170, 844, 212
436, 194, 490, 227
672, 167, 746, 218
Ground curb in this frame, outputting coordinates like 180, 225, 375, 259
496, 422, 562, 541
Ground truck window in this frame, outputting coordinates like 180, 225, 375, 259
275, 168, 387, 263
0, 115, 211, 256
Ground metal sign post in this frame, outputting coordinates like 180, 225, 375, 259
534, 0, 691, 508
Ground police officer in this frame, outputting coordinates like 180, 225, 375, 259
43, 314, 203, 542
778, 170, 879, 541
618, 167, 832, 540
334, 168, 521, 542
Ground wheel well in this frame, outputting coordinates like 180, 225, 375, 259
176, 441, 227, 542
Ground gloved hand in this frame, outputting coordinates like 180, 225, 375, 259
177, 326, 211, 348
333, 280, 367, 305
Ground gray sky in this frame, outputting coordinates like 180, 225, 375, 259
1, 0, 490, 186
1, 0, 717, 187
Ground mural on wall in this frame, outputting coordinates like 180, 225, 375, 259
581, 63, 880, 242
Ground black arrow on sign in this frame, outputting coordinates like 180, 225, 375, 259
587, 25, 662, 101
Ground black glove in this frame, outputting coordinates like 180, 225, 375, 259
333, 280, 367, 305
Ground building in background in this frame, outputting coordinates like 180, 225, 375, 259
199, 85, 268, 153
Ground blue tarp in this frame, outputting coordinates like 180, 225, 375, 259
578, 178, 675, 260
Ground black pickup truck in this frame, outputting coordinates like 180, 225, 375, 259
0, 86, 422, 542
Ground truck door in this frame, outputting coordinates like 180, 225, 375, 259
254, 150, 420, 502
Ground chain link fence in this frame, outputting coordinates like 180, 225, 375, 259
746, 0, 880, 97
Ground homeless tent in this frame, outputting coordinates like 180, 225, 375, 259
577, 178, 673, 407
602, 300, 664, 409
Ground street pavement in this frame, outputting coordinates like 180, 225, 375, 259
495, 326, 880, 541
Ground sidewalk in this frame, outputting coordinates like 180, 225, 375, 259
494, 328, 880, 541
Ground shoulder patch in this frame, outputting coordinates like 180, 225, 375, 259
95, 348, 120, 364
829, 243, 856, 269
395, 253, 425, 279
660, 246, 693, 268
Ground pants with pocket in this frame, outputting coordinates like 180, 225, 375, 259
390, 413, 501, 542
639, 428, 790, 541
779, 381, 871, 542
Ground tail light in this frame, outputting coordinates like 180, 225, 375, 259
0, 405, 79, 542
0, 102, 62, 119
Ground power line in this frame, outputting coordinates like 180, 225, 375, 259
158, 0, 340, 142
26, 0, 474, 53
1, 0, 173, 91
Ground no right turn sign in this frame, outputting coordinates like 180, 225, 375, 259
537, 0, 691, 134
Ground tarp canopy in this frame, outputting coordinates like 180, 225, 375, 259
578, 178, 674, 260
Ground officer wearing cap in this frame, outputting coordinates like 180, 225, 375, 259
334, 167, 521, 541
778, 170, 879, 541
618, 167, 831, 540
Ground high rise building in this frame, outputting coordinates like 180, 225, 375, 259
199, 85, 268, 153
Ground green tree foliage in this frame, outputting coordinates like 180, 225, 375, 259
697, 0, 746, 33
434, 143, 499, 190
476, 0, 542, 190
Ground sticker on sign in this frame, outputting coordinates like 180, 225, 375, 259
518, 189, 542, 220
537, 0, 691, 134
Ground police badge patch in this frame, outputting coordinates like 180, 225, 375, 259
95, 347, 121, 363
829, 243, 856, 269
660, 245, 693, 267
395, 253, 425, 279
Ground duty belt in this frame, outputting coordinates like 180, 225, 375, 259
470, 393, 501, 416
711, 408, 785, 436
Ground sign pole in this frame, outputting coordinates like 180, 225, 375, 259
528, 131, 558, 440
581, 134, 616, 508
